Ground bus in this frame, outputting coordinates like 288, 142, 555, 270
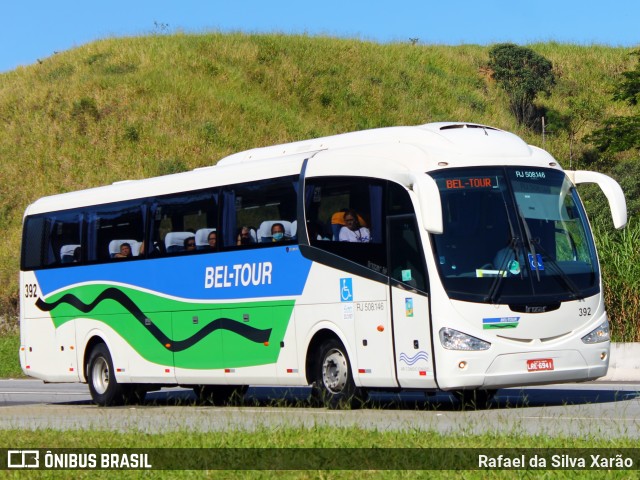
19, 122, 627, 408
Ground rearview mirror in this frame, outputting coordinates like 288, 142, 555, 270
412, 174, 443, 234
566, 170, 627, 229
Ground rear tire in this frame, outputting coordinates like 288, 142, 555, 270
86, 343, 126, 406
311, 338, 366, 409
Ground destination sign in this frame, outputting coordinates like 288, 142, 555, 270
444, 177, 498, 190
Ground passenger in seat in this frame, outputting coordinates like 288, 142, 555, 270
271, 223, 285, 242
207, 231, 217, 250
339, 210, 370, 243
184, 237, 196, 252
114, 243, 132, 258
237, 226, 254, 246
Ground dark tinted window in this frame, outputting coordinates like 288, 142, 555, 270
304, 176, 386, 274
21, 176, 297, 270
22, 213, 84, 269
150, 189, 218, 256
387, 182, 427, 291
88, 202, 145, 262
388, 214, 427, 292
221, 176, 298, 247
21, 217, 46, 270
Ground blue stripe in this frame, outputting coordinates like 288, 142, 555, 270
36, 246, 312, 300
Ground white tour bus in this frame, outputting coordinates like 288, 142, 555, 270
19, 122, 627, 408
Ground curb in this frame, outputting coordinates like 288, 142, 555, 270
600, 343, 640, 381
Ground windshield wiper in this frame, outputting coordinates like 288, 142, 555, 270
516, 208, 582, 300
486, 236, 521, 303
486, 189, 523, 304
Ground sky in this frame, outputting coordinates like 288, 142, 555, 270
2, 0, 639, 73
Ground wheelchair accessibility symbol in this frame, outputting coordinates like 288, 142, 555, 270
527, 253, 545, 271
340, 278, 353, 302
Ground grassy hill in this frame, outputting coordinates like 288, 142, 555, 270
0, 33, 638, 334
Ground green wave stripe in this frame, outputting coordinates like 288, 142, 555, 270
45, 284, 295, 369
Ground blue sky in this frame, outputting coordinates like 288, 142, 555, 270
2, 0, 639, 73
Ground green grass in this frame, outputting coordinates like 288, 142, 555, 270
0, 331, 20, 377
594, 217, 640, 342
0, 33, 638, 337
0, 428, 638, 478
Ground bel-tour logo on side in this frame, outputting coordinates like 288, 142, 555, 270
204, 262, 273, 289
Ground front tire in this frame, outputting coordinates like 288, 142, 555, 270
87, 343, 126, 406
311, 338, 366, 409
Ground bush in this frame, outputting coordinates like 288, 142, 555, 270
488, 43, 555, 126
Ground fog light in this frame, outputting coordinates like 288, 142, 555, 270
458, 361, 467, 369
600, 352, 607, 361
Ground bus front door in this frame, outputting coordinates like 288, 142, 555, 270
388, 215, 436, 389
390, 285, 435, 388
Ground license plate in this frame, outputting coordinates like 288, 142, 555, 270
527, 358, 554, 372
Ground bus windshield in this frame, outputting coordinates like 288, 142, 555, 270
430, 167, 599, 305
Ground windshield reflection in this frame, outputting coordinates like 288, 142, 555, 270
429, 167, 599, 304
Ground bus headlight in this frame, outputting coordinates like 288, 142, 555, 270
581, 320, 610, 344
439, 328, 491, 351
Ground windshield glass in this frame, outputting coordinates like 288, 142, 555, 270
429, 167, 599, 304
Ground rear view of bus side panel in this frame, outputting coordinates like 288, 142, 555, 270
20, 270, 80, 382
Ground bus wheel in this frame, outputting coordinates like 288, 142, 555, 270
195, 385, 247, 406
87, 343, 125, 407
453, 389, 497, 410
312, 339, 365, 409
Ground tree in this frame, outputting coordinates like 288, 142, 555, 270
587, 115, 640, 154
612, 51, 640, 105
545, 82, 604, 168
488, 43, 556, 126
587, 50, 640, 154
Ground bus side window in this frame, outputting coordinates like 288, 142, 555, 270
46, 212, 83, 266
221, 176, 298, 248
387, 182, 427, 292
89, 202, 145, 263
150, 189, 218, 256
388, 215, 427, 292
304, 176, 386, 273
21, 217, 46, 270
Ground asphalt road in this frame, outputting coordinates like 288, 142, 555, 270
1, 379, 639, 438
